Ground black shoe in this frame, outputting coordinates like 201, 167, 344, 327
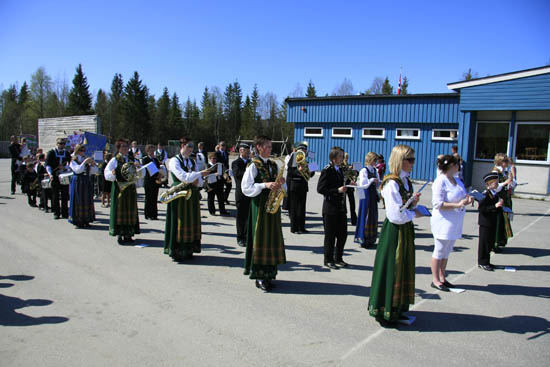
125, 237, 135, 243
220, 211, 231, 216
377, 318, 397, 328
442, 280, 455, 288
300, 229, 310, 234
290, 230, 297, 234
237, 241, 246, 247
335, 260, 349, 268
431, 282, 450, 291
117, 236, 125, 245
54, 215, 61, 220
255, 280, 269, 292
266, 280, 275, 289
478, 264, 494, 271
324, 262, 338, 270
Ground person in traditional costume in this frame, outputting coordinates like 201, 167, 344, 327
476, 172, 504, 271
35, 153, 51, 212
342, 152, 358, 226
242, 135, 286, 291
155, 143, 169, 188
287, 141, 315, 234
104, 139, 140, 244
129, 140, 142, 162
231, 143, 252, 247
368, 144, 424, 327
9, 136, 21, 195
429, 155, 472, 291
46, 138, 71, 219
68, 144, 96, 228
164, 137, 210, 261
142, 145, 161, 220
318, 147, 349, 269
354, 152, 381, 249
492, 153, 514, 253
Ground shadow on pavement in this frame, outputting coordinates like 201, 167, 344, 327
499, 247, 550, 258
415, 266, 464, 275
404, 311, 550, 337
459, 284, 550, 298
270, 280, 369, 297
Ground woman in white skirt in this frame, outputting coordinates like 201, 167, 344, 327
430, 155, 472, 291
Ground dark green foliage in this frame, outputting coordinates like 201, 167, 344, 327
95, 89, 109, 134
462, 68, 478, 81
306, 80, 317, 97
123, 71, 150, 142
382, 77, 393, 95
401, 76, 409, 95
67, 64, 93, 115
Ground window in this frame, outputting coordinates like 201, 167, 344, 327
515, 123, 550, 162
474, 122, 509, 160
395, 128, 420, 140
432, 129, 458, 141
362, 128, 385, 139
304, 127, 323, 137
332, 127, 353, 138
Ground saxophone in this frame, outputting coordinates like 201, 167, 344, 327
340, 153, 358, 184
159, 182, 192, 204
295, 149, 311, 181
265, 161, 286, 214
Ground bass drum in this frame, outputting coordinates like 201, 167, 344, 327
59, 172, 74, 185
41, 178, 52, 189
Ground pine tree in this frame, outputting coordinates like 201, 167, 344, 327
155, 87, 171, 144
108, 73, 124, 141
0, 85, 19, 138
401, 76, 409, 95
251, 84, 260, 121
94, 89, 109, 135
123, 71, 150, 142
462, 68, 478, 81
168, 92, 183, 139
240, 95, 255, 139
30, 66, 52, 118
382, 77, 393, 95
67, 64, 93, 115
306, 80, 317, 97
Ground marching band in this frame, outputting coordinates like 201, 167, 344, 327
8, 134, 519, 326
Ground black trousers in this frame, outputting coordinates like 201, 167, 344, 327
236, 196, 251, 243
11, 160, 18, 193
208, 187, 226, 214
478, 225, 495, 265
40, 188, 52, 209
52, 180, 69, 217
323, 213, 348, 263
289, 189, 307, 232
224, 180, 232, 202
346, 190, 357, 225
144, 183, 159, 219
27, 191, 37, 206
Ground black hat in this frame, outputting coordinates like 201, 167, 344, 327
237, 142, 250, 150
483, 172, 499, 183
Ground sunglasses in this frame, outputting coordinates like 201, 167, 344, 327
404, 157, 416, 163
186, 143, 194, 148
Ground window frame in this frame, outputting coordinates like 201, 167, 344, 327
432, 128, 459, 141
362, 127, 386, 139
473, 121, 511, 161
303, 127, 324, 138
513, 121, 550, 165
331, 127, 353, 138
395, 128, 421, 140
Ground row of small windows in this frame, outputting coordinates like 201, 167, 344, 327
304, 127, 458, 141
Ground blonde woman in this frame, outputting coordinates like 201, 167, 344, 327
354, 152, 380, 248
368, 145, 424, 327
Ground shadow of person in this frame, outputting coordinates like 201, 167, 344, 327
0, 283, 14, 288
0, 293, 69, 327
177, 255, 244, 268
415, 266, 464, 276
500, 247, 550, 258
403, 311, 550, 337
0, 275, 35, 281
202, 243, 244, 255
459, 284, 550, 298
269, 280, 370, 297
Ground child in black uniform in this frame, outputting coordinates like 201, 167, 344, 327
477, 172, 504, 271
22, 162, 38, 207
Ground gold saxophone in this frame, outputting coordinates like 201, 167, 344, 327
265, 161, 286, 214
159, 182, 192, 204
295, 149, 311, 181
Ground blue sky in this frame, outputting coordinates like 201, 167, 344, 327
1, 0, 548, 103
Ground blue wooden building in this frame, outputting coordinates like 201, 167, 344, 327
286, 66, 550, 196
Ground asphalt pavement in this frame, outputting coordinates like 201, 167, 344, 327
1, 158, 549, 367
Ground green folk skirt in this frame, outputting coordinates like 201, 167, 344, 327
164, 186, 201, 260
244, 190, 286, 280
368, 219, 415, 322
109, 182, 140, 237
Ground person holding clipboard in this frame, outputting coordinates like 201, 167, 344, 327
430, 155, 472, 291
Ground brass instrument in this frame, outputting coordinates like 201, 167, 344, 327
29, 177, 41, 192
295, 149, 311, 181
265, 161, 286, 214
117, 161, 142, 192
340, 153, 358, 184
156, 164, 167, 185
159, 182, 192, 204
223, 169, 232, 184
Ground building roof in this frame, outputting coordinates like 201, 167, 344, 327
447, 65, 550, 90
285, 93, 458, 103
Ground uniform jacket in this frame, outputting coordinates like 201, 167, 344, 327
317, 164, 346, 215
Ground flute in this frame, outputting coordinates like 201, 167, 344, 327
399, 181, 429, 212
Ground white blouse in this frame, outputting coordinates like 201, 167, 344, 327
242, 156, 287, 198
168, 155, 203, 186
358, 165, 380, 187
381, 170, 416, 225
70, 156, 88, 174
430, 174, 467, 240
104, 156, 127, 182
